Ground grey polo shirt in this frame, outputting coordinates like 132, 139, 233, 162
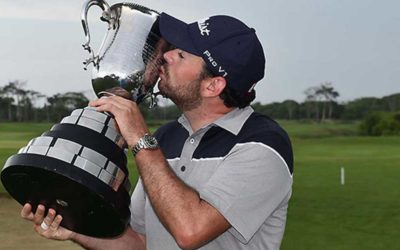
130, 106, 293, 250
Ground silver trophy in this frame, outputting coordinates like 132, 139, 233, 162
82, 0, 169, 103
1, 0, 168, 237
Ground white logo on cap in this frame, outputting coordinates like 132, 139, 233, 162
197, 17, 210, 36
203, 50, 228, 77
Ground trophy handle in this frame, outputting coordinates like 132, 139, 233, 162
81, 0, 114, 70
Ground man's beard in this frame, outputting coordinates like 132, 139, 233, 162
159, 66, 203, 111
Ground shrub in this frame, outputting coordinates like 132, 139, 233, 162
359, 112, 400, 136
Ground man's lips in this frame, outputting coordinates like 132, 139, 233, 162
159, 65, 166, 78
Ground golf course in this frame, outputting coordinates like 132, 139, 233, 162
1, 121, 399, 249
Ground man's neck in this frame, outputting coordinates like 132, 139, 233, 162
183, 104, 234, 133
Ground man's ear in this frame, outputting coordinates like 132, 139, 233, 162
204, 76, 227, 97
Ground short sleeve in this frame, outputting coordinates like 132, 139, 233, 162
198, 142, 292, 243
129, 178, 146, 235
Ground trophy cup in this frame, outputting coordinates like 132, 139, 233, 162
1, 0, 168, 237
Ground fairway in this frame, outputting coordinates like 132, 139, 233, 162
281, 136, 400, 250
1, 121, 399, 249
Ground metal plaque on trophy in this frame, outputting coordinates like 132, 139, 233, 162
1, 0, 168, 237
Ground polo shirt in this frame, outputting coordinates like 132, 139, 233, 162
130, 106, 293, 250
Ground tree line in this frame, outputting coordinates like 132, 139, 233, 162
0, 81, 88, 122
253, 82, 400, 122
1, 81, 400, 125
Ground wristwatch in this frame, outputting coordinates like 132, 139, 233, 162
131, 133, 159, 156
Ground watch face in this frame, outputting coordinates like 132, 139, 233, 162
143, 134, 158, 148
133, 134, 159, 156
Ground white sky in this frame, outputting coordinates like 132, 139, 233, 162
0, 0, 399, 104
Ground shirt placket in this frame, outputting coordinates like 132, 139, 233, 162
177, 128, 209, 180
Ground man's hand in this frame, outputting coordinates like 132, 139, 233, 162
21, 203, 75, 241
21, 203, 146, 249
89, 96, 149, 148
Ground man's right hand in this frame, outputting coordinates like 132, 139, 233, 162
21, 203, 146, 250
21, 203, 75, 241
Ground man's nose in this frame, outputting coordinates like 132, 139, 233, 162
163, 49, 175, 64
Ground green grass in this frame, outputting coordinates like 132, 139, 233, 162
281, 135, 400, 250
0, 123, 51, 193
1, 121, 400, 249
278, 120, 360, 138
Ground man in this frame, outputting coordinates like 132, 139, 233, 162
21, 12, 293, 250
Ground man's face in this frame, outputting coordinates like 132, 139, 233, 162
143, 38, 170, 89
159, 48, 206, 111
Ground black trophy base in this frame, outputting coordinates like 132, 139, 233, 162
1, 154, 130, 238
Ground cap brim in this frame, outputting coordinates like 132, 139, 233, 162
159, 13, 199, 56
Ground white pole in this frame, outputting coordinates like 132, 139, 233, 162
341, 167, 345, 185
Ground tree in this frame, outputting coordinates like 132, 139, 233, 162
341, 97, 386, 120
304, 86, 320, 121
282, 100, 299, 120
0, 81, 25, 121
315, 82, 339, 121
382, 93, 400, 112
47, 92, 89, 122
304, 82, 340, 121
25, 90, 46, 121
0, 95, 14, 121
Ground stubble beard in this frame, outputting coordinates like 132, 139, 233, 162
159, 66, 203, 112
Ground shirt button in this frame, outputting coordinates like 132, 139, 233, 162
190, 138, 195, 144
181, 166, 186, 172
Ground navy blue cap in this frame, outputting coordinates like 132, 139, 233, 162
159, 13, 266, 95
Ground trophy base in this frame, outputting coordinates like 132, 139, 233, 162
1, 154, 131, 238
